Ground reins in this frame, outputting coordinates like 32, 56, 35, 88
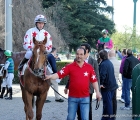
46, 80, 100, 110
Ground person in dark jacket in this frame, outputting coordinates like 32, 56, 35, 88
120, 49, 139, 110
99, 50, 118, 120
45, 47, 64, 103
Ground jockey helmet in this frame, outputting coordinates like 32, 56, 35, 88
4, 50, 12, 57
34, 14, 47, 24
102, 29, 108, 34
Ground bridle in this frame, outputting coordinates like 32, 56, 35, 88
27, 58, 46, 79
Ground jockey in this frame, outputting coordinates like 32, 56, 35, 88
0, 50, 14, 100
18, 14, 52, 72
97, 29, 113, 52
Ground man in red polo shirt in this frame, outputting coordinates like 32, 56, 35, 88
45, 46, 101, 120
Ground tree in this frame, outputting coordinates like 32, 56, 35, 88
42, 0, 115, 51
111, 26, 140, 51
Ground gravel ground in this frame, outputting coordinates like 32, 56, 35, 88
0, 84, 133, 120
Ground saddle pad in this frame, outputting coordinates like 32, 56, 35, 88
21, 64, 27, 75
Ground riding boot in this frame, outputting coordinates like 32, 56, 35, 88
5, 87, 12, 100
18, 58, 28, 72
4, 86, 9, 98
0, 87, 5, 99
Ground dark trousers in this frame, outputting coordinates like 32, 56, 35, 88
101, 90, 115, 120
112, 90, 117, 120
77, 94, 93, 120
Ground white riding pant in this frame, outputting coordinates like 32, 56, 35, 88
2, 73, 14, 88
25, 50, 33, 59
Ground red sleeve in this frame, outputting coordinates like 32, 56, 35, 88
57, 65, 70, 79
90, 67, 97, 83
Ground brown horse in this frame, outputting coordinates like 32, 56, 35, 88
0, 48, 25, 70
0, 64, 7, 91
20, 36, 51, 120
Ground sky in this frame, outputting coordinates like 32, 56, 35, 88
105, 0, 140, 33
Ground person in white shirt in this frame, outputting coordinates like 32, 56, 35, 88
18, 14, 52, 72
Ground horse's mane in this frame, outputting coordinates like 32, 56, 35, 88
97, 43, 105, 52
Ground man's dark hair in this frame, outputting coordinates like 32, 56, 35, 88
127, 49, 132, 56
80, 43, 91, 53
76, 46, 86, 55
122, 49, 126, 55
51, 47, 56, 53
99, 50, 108, 60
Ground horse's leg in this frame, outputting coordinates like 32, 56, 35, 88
25, 90, 34, 120
20, 84, 28, 120
36, 91, 47, 120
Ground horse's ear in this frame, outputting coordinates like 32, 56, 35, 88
43, 36, 47, 45
33, 37, 37, 44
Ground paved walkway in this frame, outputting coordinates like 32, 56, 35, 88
0, 84, 133, 120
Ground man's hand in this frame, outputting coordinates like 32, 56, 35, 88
100, 85, 105, 88
64, 88, 68, 94
96, 92, 102, 101
44, 75, 51, 81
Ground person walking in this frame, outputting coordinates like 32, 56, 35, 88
45, 46, 101, 120
99, 50, 118, 120
0, 50, 14, 100
120, 49, 139, 110
64, 43, 100, 120
108, 50, 120, 119
45, 47, 64, 103
18, 14, 52, 72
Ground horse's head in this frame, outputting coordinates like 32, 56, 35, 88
97, 43, 105, 52
0, 48, 6, 64
31, 37, 47, 76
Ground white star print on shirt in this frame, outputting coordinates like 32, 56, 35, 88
91, 75, 96, 80
60, 70, 64, 75
84, 72, 89, 76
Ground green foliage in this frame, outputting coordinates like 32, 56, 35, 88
13, 71, 19, 84
42, 0, 115, 51
111, 26, 140, 51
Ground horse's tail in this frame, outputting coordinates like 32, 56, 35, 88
32, 96, 35, 108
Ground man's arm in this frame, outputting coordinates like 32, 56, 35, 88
93, 59, 100, 85
4, 61, 10, 70
117, 51, 123, 59
45, 73, 59, 80
48, 54, 57, 73
99, 63, 107, 87
92, 82, 101, 100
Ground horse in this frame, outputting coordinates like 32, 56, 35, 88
0, 64, 7, 91
96, 43, 105, 64
20, 36, 51, 120
0, 48, 26, 70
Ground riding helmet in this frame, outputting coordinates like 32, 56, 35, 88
34, 14, 47, 24
102, 29, 108, 34
4, 50, 12, 57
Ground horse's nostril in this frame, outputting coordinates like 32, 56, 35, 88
34, 69, 37, 73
